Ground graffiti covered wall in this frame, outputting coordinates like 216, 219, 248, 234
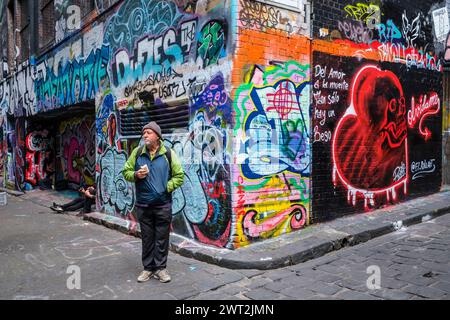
312, 0, 444, 222
166, 74, 233, 248
58, 115, 96, 189
0, 0, 235, 246
0, 61, 37, 117
0, 0, 447, 250
24, 127, 54, 188
231, 0, 311, 247
94, 0, 235, 244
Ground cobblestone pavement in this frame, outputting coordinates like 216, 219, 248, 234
199, 213, 450, 300
1, 195, 449, 300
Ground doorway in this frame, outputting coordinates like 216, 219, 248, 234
24, 101, 95, 191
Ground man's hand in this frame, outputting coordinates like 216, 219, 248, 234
85, 188, 95, 199
135, 168, 148, 179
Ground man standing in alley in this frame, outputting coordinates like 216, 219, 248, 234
123, 121, 184, 283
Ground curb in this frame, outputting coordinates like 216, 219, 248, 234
10, 187, 450, 270
79, 197, 450, 270
82, 212, 142, 238
168, 205, 450, 270
0, 187, 25, 197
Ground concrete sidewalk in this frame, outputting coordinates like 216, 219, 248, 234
167, 188, 450, 270
4, 186, 450, 270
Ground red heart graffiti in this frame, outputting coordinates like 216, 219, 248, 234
332, 65, 408, 207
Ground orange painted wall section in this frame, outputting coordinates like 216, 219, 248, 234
231, 1, 312, 247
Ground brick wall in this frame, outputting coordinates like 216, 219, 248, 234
311, 0, 444, 223
6, 1, 15, 71
39, 0, 55, 52
230, 0, 445, 248
231, 0, 312, 247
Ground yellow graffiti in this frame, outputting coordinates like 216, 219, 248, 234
251, 201, 308, 238
257, 175, 297, 200
344, 3, 381, 26
234, 178, 310, 248
59, 115, 94, 132
73, 156, 95, 186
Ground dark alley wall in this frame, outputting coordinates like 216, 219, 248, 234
311, 0, 444, 222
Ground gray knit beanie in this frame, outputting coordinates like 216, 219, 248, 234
142, 121, 162, 139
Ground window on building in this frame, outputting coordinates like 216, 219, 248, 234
77, 0, 95, 19
259, 0, 305, 12
18, 0, 30, 63
39, 0, 54, 52
6, 0, 15, 71
0, 7, 8, 79
54, 0, 95, 43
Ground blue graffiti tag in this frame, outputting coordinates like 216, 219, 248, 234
34, 46, 110, 111
242, 79, 311, 179
96, 93, 115, 142
110, 23, 196, 87
103, 0, 183, 57
99, 146, 134, 215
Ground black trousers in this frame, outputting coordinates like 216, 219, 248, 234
136, 205, 172, 271
61, 197, 94, 213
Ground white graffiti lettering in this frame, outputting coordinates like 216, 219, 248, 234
411, 159, 436, 180
393, 162, 407, 182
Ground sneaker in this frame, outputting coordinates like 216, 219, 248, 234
137, 270, 153, 283
75, 210, 84, 217
154, 269, 171, 283
50, 205, 64, 213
